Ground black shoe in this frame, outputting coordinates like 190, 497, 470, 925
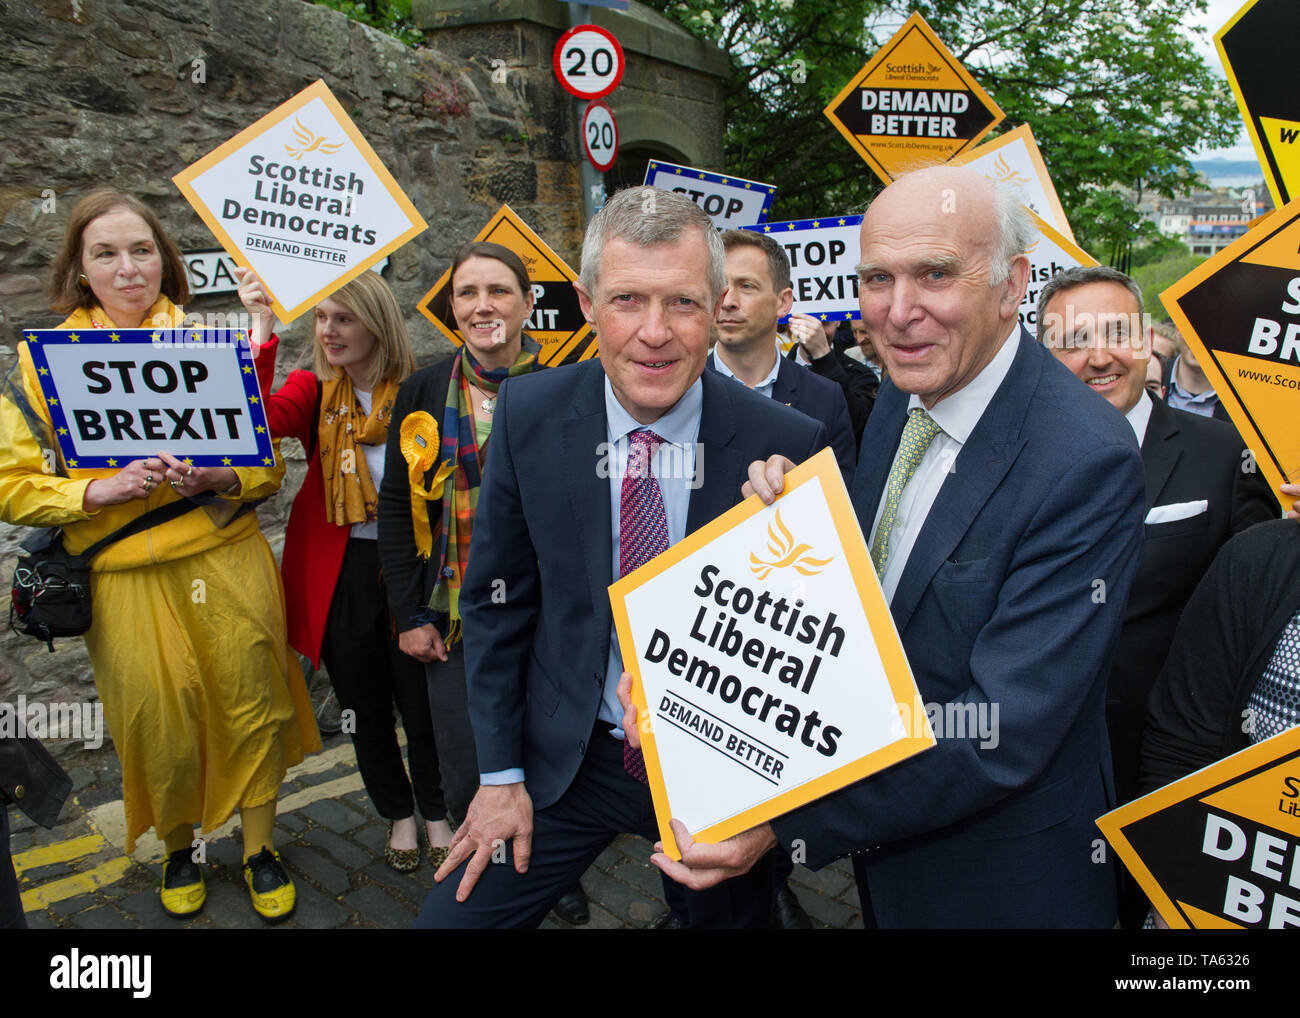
648, 909, 690, 929
772, 884, 813, 929
551, 884, 590, 925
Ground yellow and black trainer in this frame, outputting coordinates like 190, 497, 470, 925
160, 848, 206, 918
242, 848, 296, 922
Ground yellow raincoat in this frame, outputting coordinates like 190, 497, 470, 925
0, 298, 320, 853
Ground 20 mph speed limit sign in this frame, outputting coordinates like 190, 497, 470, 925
582, 101, 618, 172
553, 24, 625, 100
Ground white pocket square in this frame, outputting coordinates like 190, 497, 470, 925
1145, 500, 1208, 525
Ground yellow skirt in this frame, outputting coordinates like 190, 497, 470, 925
84, 529, 322, 853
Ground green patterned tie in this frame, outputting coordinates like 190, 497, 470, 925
871, 408, 942, 577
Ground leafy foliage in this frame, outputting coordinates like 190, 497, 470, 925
1133, 252, 1205, 320
310, 0, 422, 47
643, 1, 1240, 259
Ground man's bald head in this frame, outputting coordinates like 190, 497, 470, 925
854, 165, 1032, 408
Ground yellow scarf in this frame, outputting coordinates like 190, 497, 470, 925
318, 373, 399, 526
62, 295, 188, 331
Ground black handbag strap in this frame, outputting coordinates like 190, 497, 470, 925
72, 498, 204, 566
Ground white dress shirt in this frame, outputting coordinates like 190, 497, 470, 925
710, 347, 780, 399
868, 326, 1020, 604
1124, 389, 1153, 447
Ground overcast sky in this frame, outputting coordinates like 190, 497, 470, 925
1192, 0, 1254, 161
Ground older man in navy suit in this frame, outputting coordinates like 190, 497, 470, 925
413, 187, 826, 928
627, 164, 1147, 928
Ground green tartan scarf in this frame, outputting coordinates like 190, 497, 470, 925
428, 345, 537, 643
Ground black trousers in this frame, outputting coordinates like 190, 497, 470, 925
422, 641, 479, 827
413, 727, 775, 929
0, 806, 24, 930
321, 539, 445, 821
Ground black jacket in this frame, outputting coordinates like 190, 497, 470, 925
1140, 519, 1300, 794
785, 345, 878, 448
1, 734, 70, 828
1107, 398, 1278, 804
377, 355, 456, 629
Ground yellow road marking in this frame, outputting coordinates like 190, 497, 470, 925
22, 734, 380, 910
19, 856, 134, 910
12, 834, 108, 876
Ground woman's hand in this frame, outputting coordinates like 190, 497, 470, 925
234, 267, 277, 349
158, 451, 239, 498
83, 457, 168, 509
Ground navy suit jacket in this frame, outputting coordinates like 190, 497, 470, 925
771, 329, 1147, 928
1107, 397, 1277, 805
460, 361, 827, 813
706, 353, 857, 489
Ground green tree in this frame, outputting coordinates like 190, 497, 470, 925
643, 1, 1239, 259
1133, 252, 1204, 320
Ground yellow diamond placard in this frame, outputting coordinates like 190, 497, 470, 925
1216, 0, 1300, 207
417, 205, 595, 367
1097, 726, 1300, 929
824, 11, 1004, 184
173, 80, 427, 323
1162, 195, 1300, 501
610, 449, 933, 860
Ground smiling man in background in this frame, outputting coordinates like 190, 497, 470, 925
1038, 264, 1277, 926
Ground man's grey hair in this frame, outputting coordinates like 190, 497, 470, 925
1034, 264, 1145, 334
989, 184, 1036, 286
578, 186, 725, 300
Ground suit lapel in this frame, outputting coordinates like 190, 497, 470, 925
888, 332, 1036, 634
1141, 398, 1180, 511
772, 356, 797, 407
688, 371, 744, 533
561, 365, 614, 644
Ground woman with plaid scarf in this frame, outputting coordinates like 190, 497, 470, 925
375, 242, 587, 920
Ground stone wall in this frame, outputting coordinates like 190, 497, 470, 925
0, 0, 725, 758
0, 0, 558, 754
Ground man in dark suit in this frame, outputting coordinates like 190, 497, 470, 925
623, 165, 1147, 928
709, 229, 857, 488
784, 312, 879, 448
1037, 265, 1278, 925
413, 186, 826, 928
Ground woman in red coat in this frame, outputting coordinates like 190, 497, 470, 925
238, 268, 449, 871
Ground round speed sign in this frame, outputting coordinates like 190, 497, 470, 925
553, 24, 624, 101
582, 101, 618, 172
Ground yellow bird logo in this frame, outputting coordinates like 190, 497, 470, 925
1025, 237, 1040, 254
987, 153, 1030, 187
284, 118, 344, 160
749, 509, 833, 580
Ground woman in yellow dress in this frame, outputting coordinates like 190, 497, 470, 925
0, 188, 320, 922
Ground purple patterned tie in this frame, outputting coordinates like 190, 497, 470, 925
620, 430, 668, 783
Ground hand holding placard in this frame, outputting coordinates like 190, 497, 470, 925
1282, 482, 1299, 520
789, 312, 831, 359
234, 267, 277, 348
617, 668, 777, 890
743, 454, 798, 503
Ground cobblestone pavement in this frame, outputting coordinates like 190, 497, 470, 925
11, 729, 863, 930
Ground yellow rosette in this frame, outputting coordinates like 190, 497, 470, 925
400, 411, 456, 558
